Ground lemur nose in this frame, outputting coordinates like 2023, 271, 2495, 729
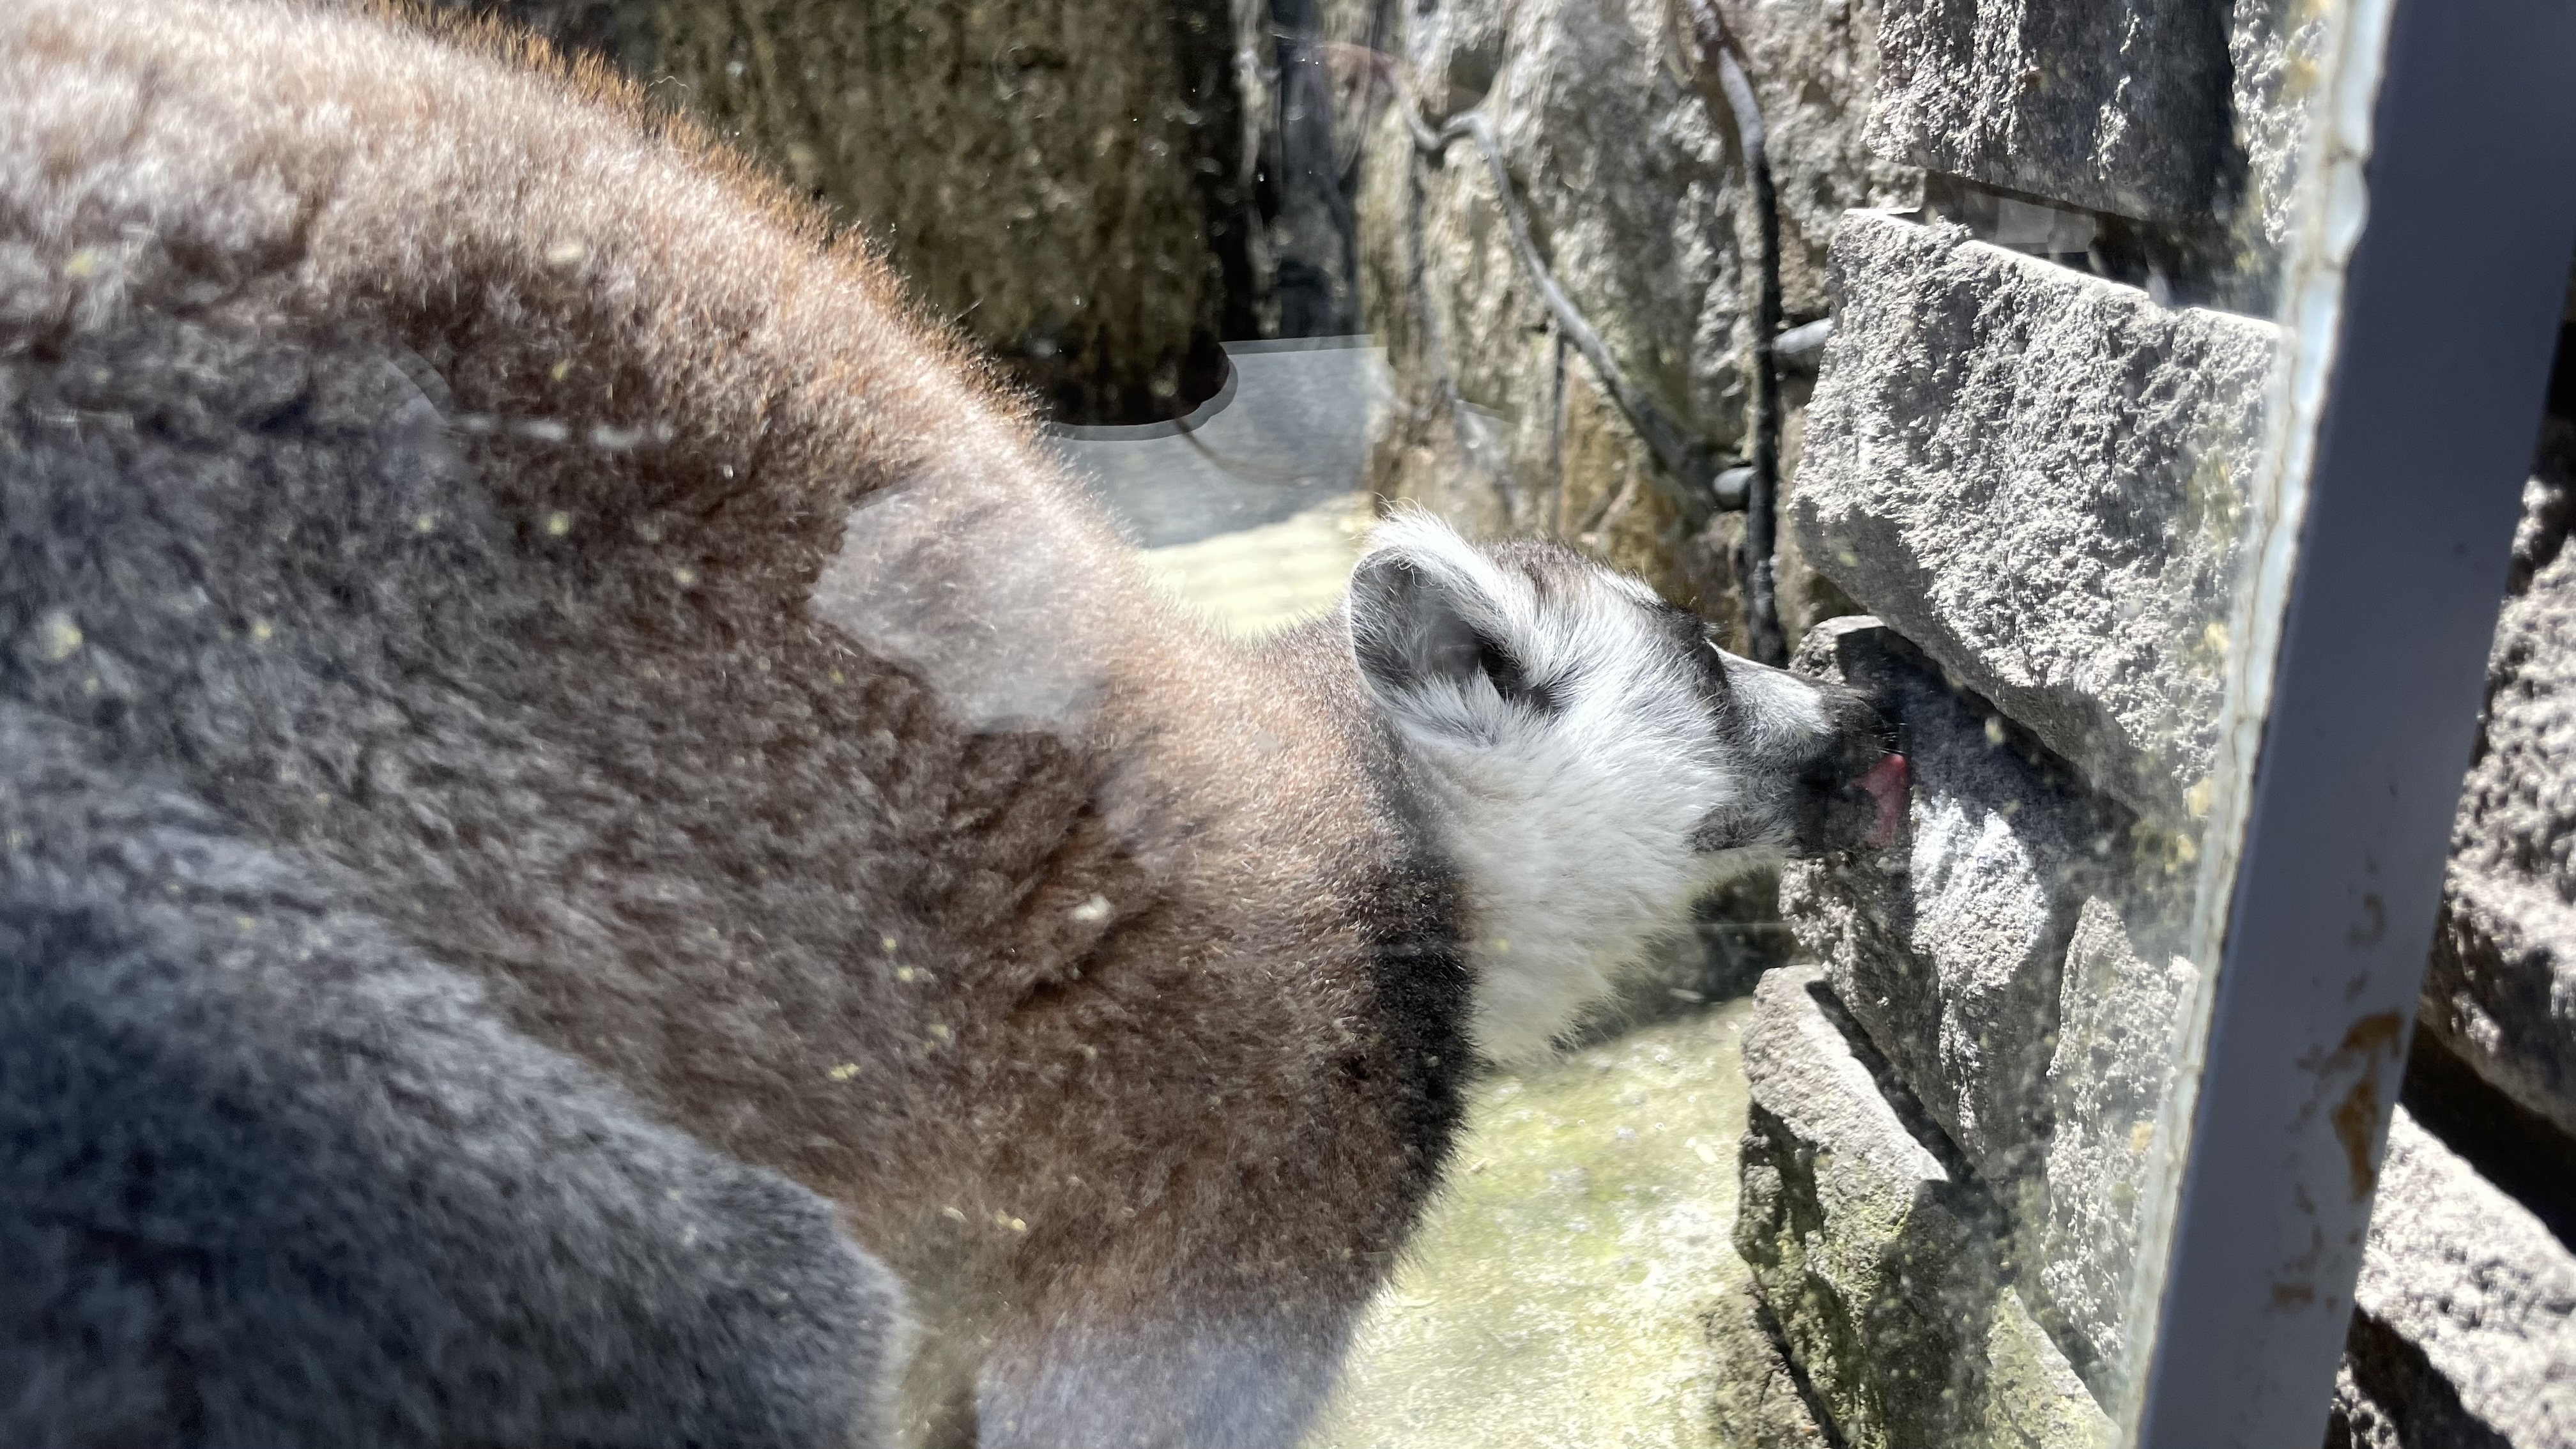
1858, 752, 1910, 847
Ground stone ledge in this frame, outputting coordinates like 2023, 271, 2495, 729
2423, 471, 2576, 1139
1793, 209, 2276, 825
2029, 894, 2197, 1402
1704, 1284, 1834, 1449
1866, 0, 2233, 220
2425, 870, 2576, 1142
1736, 964, 2111, 1449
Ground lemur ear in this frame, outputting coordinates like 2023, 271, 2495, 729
1347, 546, 1539, 728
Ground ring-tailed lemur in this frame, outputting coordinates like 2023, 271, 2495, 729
0, 3, 1906, 1446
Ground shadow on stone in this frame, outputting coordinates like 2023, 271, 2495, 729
2326, 1312, 2515, 1449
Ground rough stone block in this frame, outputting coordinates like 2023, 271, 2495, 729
1737, 965, 2108, 1449
2349, 1108, 2576, 1448
1866, 0, 2234, 219
2423, 470, 2576, 1140
1782, 617, 2201, 1402
1703, 1284, 1832, 1449
1793, 210, 2277, 822
1780, 617, 2128, 1177
2425, 865, 2576, 1144
1352, 0, 1919, 625
2227, 0, 2331, 274
2029, 894, 2198, 1400
1983, 1287, 2116, 1449
1738, 963, 1989, 1449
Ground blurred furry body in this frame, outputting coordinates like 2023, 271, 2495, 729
0, 4, 1894, 1445
0, 4, 1460, 1443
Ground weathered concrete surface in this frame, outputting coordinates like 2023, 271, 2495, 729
2349, 1108, 2576, 1448
1793, 210, 2277, 822
2028, 894, 2197, 1401
1779, 618, 2127, 1176
1736, 965, 2108, 1449
2423, 471, 2576, 1140
1306, 1005, 1759, 1449
1866, 0, 2234, 220
1353, 0, 1915, 631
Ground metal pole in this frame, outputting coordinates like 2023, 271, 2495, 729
2130, 0, 2576, 1443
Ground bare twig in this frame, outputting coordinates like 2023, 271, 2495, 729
1682, 0, 1786, 664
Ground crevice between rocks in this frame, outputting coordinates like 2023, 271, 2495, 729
1748, 1285, 1856, 1449
1918, 172, 2254, 315
1779, 610, 2134, 1402
2327, 1310, 2517, 1449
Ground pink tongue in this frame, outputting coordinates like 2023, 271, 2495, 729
1860, 753, 1910, 846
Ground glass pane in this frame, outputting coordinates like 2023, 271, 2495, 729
2, 0, 2452, 1446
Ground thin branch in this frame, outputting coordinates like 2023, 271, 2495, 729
1682, 0, 1786, 664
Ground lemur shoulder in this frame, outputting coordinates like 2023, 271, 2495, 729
0, 3, 1904, 1445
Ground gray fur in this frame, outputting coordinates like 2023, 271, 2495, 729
0, 218, 913, 1443
0, 4, 1896, 1443
0, 700, 909, 1448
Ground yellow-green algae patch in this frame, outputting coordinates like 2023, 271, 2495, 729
1307, 999, 1757, 1449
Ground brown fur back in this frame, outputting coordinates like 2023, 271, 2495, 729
0, 1, 1471, 1441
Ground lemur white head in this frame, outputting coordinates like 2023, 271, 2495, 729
1346, 510, 1906, 1063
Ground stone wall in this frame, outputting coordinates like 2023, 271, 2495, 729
2423, 451, 2576, 1144
1345, 0, 1916, 635
1338, 0, 2575, 1429
1738, 0, 2576, 1445
436, 2, 2576, 1438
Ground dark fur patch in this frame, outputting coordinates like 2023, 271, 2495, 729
1351, 553, 1561, 719
1353, 724, 1478, 1203
0, 703, 908, 1449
